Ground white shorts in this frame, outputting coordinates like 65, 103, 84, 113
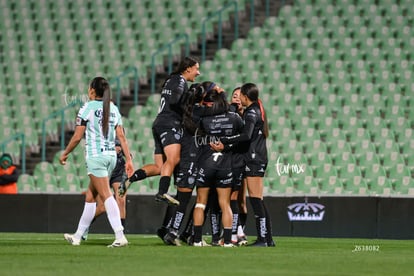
86, 155, 116, 178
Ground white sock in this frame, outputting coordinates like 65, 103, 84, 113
237, 225, 245, 237
74, 202, 96, 240
104, 196, 124, 239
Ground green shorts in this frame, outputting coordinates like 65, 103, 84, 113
86, 155, 117, 178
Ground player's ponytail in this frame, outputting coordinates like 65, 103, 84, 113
101, 81, 110, 139
90, 77, 111, 138
258, 99, 269, 138
241, 83, 269, 139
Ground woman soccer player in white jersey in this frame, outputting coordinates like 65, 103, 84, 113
60, 76, 134, 247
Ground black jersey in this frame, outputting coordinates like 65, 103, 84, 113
221, 102, 268, 166
180, 102, 230, 166
196, 111, 244, 170
153, 74, 188, 127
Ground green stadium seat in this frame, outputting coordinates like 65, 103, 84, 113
351, 139, 376, 161
54, 161, 78, 183
396, 128, 413, 157
292, 166, 318, 195
367, 175, 393, 197
33, 161, 55, 175
357, 150, 381, 173
268, 175, 295, 195
307, 151, 331, 170
388, 163, 412, 194
340, 164, 368, 196
76, 164, 88, 189
363, 162, 386, 181
376, 138, 400, 163
332, 150, 356, 171
318, 174, 343, 195
34, 172, 59, 193
296, 127, 321, 144
58, 173, 83, 193
366, 118, 394, 144
17, 174, 36, 193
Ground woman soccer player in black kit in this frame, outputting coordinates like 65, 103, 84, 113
160, 82, 229, 246
119, 57, 200, 205
192, 85, 244, 247
212, 83, 275, 247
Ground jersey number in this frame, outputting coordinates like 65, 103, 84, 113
158, 97, 166, 114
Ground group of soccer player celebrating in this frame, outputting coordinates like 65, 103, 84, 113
62, 56, 274, 247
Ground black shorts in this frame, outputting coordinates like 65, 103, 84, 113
174, 166, 197, 190
110, 173, 124, 187
244, 162, 267, 177
195, 167, 233, 189
152, 124, 183, 155
232, 166, 245, 191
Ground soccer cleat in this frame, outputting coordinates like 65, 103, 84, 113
118, 176, 131, 198
210, 239, 222, 247
64, 233, 81, 246
267, 239, 276, 247
156, 227, 168, 241
107, 236, 128, 248
163, 232, 181, 246
248, 240, 268, 247
237, 235, 248, 246
178, 233, 190, 244
185, 235, 194, 246
193, 241, 204, 247
193, 240, 211, 247
155, 193, 180, 206
222, 243, 236, 247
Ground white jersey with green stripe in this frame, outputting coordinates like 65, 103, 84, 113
76, 100, 122, 158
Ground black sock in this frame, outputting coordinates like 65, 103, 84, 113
181, 203, 195, 239
208, 191, 221, 242
162, 204, 177, 228
223, 228, 232, 244
249, 197, 267, 242
130, 169, 147, 182
121, 218, 126, 228
263, 201, 274, 243
193, 225, 203, 243
170, 191, 192, 233
230, 200, 239, 236
239, 212, 247, 230
158, 176, 171, 194
210, 211, 221, 242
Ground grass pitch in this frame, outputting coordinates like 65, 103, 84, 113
1, 233, 413, 275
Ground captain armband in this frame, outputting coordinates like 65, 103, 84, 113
75, 117, 88, 126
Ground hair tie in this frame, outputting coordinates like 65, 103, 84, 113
258, 99, 265, 122
206, 82, 216, 92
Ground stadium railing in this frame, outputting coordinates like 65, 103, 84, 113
150, 33, 190, 94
